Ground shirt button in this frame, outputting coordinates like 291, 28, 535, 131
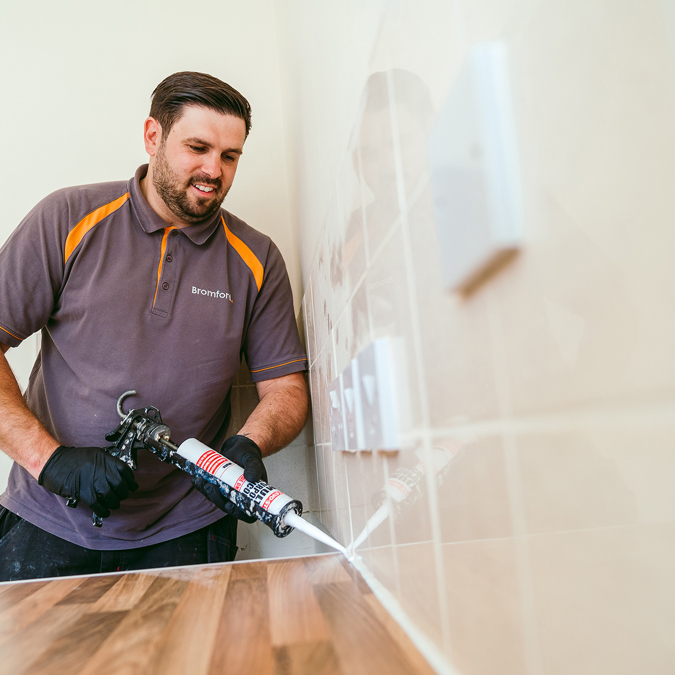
162, 282, 170, 290
165, 255, 173, 262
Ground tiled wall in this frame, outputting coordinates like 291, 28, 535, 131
278, 1, 675, 673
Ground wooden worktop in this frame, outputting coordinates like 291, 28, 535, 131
0, 553, 434, 675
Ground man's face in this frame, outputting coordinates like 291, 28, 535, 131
151, 105, 247, 225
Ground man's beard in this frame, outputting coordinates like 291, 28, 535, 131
153, 143, 229, 224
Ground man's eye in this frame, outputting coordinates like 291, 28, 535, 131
190, 145, 206, 152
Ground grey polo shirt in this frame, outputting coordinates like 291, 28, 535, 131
0, 165, 307, 549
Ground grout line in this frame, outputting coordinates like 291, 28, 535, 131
357, 147, 371, 269
306, 274, 317, 366
418, 398, 675, 440
386, 65, 452, 652
358, 521, 657, 551
381, 455, 402, 597
330, 446, 339, 538
344, 454, 356, 548
485, 292, 542, 675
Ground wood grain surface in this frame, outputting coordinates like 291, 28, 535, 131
0, 554, 435, 675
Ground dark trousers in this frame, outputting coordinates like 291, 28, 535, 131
0, 507, 238, 582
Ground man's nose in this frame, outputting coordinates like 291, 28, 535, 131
201, 152, 222, 179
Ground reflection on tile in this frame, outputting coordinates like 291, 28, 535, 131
314, 343, 335, 445
442, 538, 527, 675
367, 446, 436, 547
357, 74, 402, 255
351, 280, 371, 359
387, 67, 435, 200
310, 241, 333, 359
367, 226, 422, 431
407, 190, 500, 425
324, 198, 350, 324
337, 153, 368, 295
332, 298, 355, 375
528, 524, 675, 675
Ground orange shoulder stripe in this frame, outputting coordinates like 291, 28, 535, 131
0, 326, 22, 342
64, 192, 130, 263
249, 358, 307, 373
222, 216, 264, 292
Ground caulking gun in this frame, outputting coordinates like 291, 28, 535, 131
76, 390, 302, 536
68, 390, 346, 554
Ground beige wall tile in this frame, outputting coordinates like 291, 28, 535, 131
394, 542, 445, 653
438, 436, 514, 543
487, 0, 675, 415
442, 538, 528, 675
528, 523, 675, 675
517, 424, 675, 535
368, 544, 399, 597
333, 451, 353, 545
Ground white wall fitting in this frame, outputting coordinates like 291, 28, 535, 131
429, 41, 524, 293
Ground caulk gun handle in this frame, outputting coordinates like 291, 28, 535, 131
65, 497, 103, 527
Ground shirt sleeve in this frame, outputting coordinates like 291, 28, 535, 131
242, 241, 308, 382
0, 193, 69, 347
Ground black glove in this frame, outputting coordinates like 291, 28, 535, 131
38, 446, 139, 519
192, 435, 267, 523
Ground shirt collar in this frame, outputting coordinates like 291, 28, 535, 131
128, 164, 223, 245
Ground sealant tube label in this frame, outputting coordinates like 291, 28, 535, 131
177, 439, 294, 516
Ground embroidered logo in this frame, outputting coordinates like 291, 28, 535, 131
192, 286, 233, 303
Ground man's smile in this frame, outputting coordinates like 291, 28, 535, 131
192, 183, 216, 195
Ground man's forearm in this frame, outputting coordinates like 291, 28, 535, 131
0, 345, 59, 480
238, 372, 309, 457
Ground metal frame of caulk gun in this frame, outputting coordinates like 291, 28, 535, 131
83, 390, 303, 535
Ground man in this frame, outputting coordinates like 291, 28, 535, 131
0, 72, 308, 580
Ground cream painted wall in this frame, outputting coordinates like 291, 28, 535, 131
0, 0, 299, 293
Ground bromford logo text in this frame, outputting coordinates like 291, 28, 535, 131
192, 286, 233, 303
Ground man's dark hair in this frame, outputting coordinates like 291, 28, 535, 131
150, 71, 252, 138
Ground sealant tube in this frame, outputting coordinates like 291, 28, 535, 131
177, 438, 302, 538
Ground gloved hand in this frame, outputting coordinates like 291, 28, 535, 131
192, 435, 267, 523
38, 446, 139, 519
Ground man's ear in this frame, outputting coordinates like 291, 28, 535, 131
143, 117, 162, 157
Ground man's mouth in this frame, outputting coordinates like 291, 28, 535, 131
192, 183, 216, 194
